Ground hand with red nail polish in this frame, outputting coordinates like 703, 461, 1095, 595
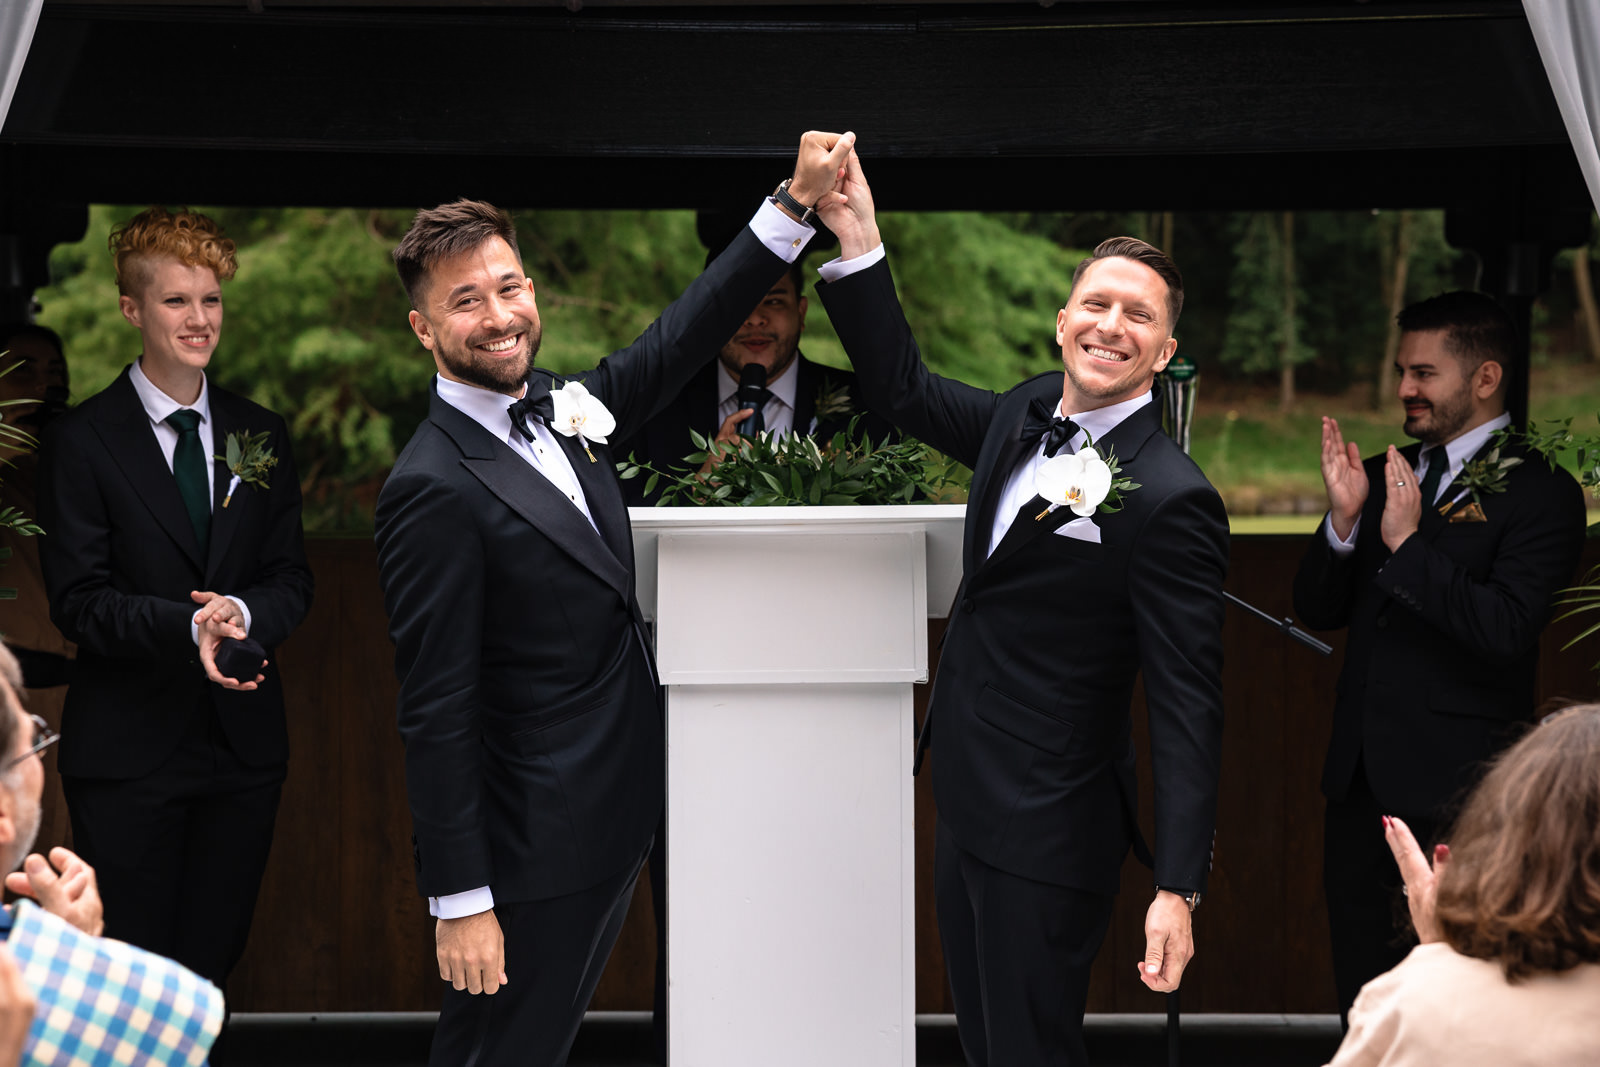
1383, 815, 1446, 942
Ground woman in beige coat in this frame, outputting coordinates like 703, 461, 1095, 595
1327, 703, 1600, 1067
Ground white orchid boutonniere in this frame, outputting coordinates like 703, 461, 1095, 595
549, 380, 616, 462
1033, 434, 1139, 521
216, 430, 277, 508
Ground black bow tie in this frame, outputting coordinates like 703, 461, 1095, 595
507, 380, 555, 442
1021, 396, 1080, 457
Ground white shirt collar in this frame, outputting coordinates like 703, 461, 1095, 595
717, 357, 801, 413
1425, 411, 1512, 478
1063, 390, 1153, 447
129, 358, 210, 425
435, 374, 523, 442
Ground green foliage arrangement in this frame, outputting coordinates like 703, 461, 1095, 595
618, 419, 969, 507
1514, 417, 1600, 667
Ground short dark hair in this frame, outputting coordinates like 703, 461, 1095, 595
393, 199, 522, 310
1396, 291, 1518, 376
1434, 702, 1600, 981
0, 323, 64, 361
1069, 236, 1184, 329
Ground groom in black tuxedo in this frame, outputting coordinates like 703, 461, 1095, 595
1293, 291, 1585, 1022
813, 154, 1227, 1066
374, 132, 853, 1067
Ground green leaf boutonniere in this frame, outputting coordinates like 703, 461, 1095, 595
812, 378, 856, 428
1451, 440, 1521, 510
217, 430, 278, 508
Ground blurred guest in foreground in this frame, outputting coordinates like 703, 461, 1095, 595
1327, 703, 1600, 1066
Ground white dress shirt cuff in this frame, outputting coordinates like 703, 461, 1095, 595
429, 886, 495, 919
1324, 514, 1359, 557
817, 243, 887, 283
749, 200, 815, 263
190, 596, 253, 646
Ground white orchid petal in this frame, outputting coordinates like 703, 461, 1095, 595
1035, 452, 1087, 506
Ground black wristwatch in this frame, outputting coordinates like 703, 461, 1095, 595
1156, 886, 1202, 912
770, 178, 818, 226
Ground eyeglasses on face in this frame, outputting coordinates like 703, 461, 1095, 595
4, 714, 58, 770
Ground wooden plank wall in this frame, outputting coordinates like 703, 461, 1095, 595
118, 535, 1599, 1012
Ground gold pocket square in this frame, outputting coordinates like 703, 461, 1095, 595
1446, 501, 1487, 524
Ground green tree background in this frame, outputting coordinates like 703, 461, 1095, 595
32, 204, 1595, 531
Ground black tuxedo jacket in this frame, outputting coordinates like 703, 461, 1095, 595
1293, 438, 1585, 818
374, 228, 792, 904
613, 354, 898, 507
37, 369, 313, 779
818, 259, 1228, 896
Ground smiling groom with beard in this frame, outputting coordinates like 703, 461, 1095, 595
374, 131, 854, 1067
1293, 290, 1585, 1026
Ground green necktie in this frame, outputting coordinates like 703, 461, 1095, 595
165, 409, 211, 554
1417, 448, 1446, 509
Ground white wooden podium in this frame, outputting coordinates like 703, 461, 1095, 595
631, 505, 965, 1067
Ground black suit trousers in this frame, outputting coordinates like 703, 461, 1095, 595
430, 842, 650, 1067
935, 821, 1115, 1067
1322, 761, 1441, 1025
60, 696, 285, 989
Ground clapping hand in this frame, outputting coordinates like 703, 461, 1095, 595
1384, 814, 1448, 943
5, 846, 105, 937
1380, 446, 1422, 553
1318, 416, 1367, 541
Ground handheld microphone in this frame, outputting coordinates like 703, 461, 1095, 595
737, 363, 770, 436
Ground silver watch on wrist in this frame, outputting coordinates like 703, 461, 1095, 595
1156, 885, 1202, 912
770, 178, 817, 226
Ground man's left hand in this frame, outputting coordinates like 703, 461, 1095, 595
1136, 890, 1194, 992
191, 591, 265, 690
1380, 445, 1422, 553
5, 846, 105, 937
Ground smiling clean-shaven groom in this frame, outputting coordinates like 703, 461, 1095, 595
374, 132, 855, 1067
812, 150, 1228, 1067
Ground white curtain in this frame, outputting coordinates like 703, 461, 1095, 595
1524, 1, 1600, 215
0, 0, 44, 133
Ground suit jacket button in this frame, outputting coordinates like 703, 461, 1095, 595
962, 599, 975, 614
1376, 616, 1389, 630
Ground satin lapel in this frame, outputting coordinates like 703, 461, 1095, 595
89, 371, 204, 569
462, 447, 633, 604
985, 493, 1082, 570
557, 430, 634, 575
429, 394, 633, 603
965, 377, 1061, 573
204, 391, 242, 582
